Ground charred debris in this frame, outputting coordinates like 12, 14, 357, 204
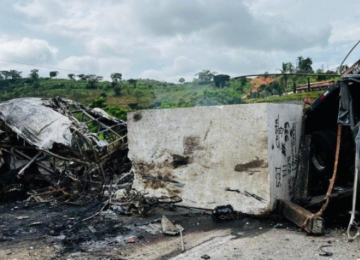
0, 97, 131, 205
0, 97, 182, 217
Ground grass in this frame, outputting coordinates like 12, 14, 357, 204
0, 78, 251, 110
245, 91, 324, 104
0, 76, 328, 121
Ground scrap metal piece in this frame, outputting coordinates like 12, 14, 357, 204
347, 122, 360, 241
212, 205, 237, 220
18, 151, 42, 175
176, 224, 185, 251
276, 199, 324, 235
161, 215, 179, 236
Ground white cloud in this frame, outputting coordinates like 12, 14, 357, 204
140, 56, 198, 82
0, 36, 58, 63
57, 56, 133, 77
3, 0, 360, 82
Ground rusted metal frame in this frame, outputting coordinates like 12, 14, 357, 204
1, 148, 54, 174
43, 149, 91, 165
98, 162, 107, 197
97, 123, 127, 133
80, 109, 122, 139
343, 59, 360, 76
0, 143, 37, 149
68, 110, 84, 114
72, 124, 126, 163
18, 151, 42, 175
98, 138, 127, 161
276, 199, 324, 235
78, 129, 100, 162
71, 130, 86, 159
63, 102, 126, 150
15, 150, 53, 174
69, 127, 106, 197
44, 126, 99, 164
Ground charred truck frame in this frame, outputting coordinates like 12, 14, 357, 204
0, 97, 129, 204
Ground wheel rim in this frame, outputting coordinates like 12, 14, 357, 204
312, 150, 327, 171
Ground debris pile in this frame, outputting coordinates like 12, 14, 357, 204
0, 97, 130, 204
110, 189, 182, 216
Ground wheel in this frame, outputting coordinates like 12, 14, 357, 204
310, 130, 337, 192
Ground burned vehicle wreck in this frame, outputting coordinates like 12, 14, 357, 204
296, 61, 360, 239
0, 97, 130, 204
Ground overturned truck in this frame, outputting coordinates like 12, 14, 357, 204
0, 97, 130, 203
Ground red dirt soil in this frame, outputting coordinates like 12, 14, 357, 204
242, 76, 274, 99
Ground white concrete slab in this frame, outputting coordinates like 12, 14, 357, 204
128, 103, 302, 215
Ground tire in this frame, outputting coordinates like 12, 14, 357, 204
310, 130, 337, 192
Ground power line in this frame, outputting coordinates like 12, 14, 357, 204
0, 58, 81, 73
232, 72, 340, 80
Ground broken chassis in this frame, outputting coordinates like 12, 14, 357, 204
0, 97, 128, 204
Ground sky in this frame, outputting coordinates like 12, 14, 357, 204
0, 0, 360, 82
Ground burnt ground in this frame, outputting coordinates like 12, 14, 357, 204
0, 199, 359, 260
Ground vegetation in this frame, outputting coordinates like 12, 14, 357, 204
0, 56, 345, 121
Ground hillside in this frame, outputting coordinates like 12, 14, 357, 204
250, 76, 274, 92
0, 77, 253, 118
0, 74, 329, 120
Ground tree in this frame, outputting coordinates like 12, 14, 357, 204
32, 81, 41, 89
287, 62, 295, 73
296, 56, 304, 71
325, 69, 337, 75
316, 69, 326, 81
296, 56, 313, 72
85, 74, 103, 89
195, 70, 216, 84
29, 69, 39, 81
68, 74, 75, 80
278, 62, 289, 94
239, 77, 247, 87
0, 71, 11, 80
293, 81, 297, 94
9, 70, 22, 81
114, 86, 121, 96
111, 73, 122, 83
128, 79, 137, 88
179, 78, 185, 84
49, 71, 59, 78
213, 74, 230, 88
77, 74, 86, 80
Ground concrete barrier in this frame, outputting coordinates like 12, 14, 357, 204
128, 103, 303, 215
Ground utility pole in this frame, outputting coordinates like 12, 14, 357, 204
307, 77, 311, 92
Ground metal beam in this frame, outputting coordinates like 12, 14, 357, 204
276, 199, 324, 235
